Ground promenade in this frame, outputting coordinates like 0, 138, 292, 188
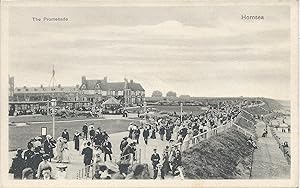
251, 121, 290, 179
9, 129, 170, 179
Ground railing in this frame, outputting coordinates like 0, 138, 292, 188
177, 119, 234, 152
232, 123, 255, 138
270, 127, 291, 165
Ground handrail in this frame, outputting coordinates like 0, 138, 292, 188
176, 119, 234, 152
239, 115, 255, 125
232, 123, 255, 138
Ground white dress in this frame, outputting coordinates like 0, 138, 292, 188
61, 142, 70, 163
56, 171, 67, 180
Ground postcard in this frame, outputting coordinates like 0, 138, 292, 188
0, 0, 298, 187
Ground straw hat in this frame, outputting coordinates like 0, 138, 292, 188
46, 135, 52, 139
56, 163, 68, 169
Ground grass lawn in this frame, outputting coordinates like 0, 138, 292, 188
9, 119, 139, 151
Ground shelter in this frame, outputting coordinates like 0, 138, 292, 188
102, 97, 121, 114
277, 123, 289, 133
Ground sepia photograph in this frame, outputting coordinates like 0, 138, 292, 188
0, 0, 298, 187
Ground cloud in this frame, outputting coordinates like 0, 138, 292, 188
8, 7, 290, 99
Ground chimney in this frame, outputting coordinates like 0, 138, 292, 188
58, 84, 61, 88
130, 80, 133, 84
82, 76, 86, 84
76, 84, 79, 88
23, 86, 26, 89
40, 84, 43, 88
104, 76, 107, 83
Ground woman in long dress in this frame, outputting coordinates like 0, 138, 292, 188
56, 137, 63, 163
61, 138, 70, 163
171, 125, 179, 142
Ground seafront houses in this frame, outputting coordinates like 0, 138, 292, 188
80, 76, 145, 106
12, 85, 80, 102
8, 75, 145, 113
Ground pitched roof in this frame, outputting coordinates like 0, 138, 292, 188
81, 80, 102, 90
103, 82, 125, 91
81, 79, 144, 91
128, 83, 145, 91
103, 97, 120, 105
14, 86, 79, 93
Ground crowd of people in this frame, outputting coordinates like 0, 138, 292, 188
9, 100, 248, 180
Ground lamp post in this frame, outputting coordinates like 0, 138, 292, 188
144, 102, 147, 121
180, 102, 183, 123
51, 99, 57, 139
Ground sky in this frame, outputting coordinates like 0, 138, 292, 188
8, 6, 290, 99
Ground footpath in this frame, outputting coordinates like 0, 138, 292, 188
251, 121, 290, 179
9, 130, 170, 180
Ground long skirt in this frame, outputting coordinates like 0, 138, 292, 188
61, 149, 70, 163
150, 131, 156, 139
74, 139, 80, 151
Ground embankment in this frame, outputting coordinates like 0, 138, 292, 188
182, 128, 254, 179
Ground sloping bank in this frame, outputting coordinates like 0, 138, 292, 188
181, 128, 254, 179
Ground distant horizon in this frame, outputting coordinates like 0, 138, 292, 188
10, 74, 290, 102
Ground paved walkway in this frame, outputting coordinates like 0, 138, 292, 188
9, 130, 170, 180
251, 121, 290, 179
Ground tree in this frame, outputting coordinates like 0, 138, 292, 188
179, 95, 191, 99
166, 91, 177, 97
151, 90, 163, 97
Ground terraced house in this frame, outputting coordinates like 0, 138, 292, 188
80, 76, 145, 106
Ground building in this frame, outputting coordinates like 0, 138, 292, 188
80, 76, 145, 106
12, 84, 80, 102
277, 123, 289, 133
9, 74, 145, 112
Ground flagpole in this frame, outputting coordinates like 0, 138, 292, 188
51, 65, 56, 139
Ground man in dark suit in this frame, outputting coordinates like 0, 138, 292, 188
119, 137, 128, 152
27, 147, 43, 178
9, 149, 26, 179
143, 128, 150, 144
81, 142, 93, 177
82, 123, 88, 140
61, 129, 70, 142
151, 148, 160, 179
